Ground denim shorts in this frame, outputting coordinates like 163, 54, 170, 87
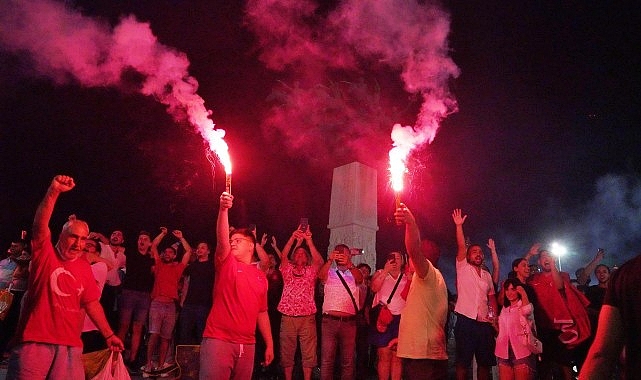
119, 289, 151, 325
148, 300, 177, 340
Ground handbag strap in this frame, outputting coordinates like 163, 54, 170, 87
335, 270, 359, 313
385, 272, 404, 304
518, 306, 538, 336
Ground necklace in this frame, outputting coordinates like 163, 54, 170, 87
292, 266, 306, 277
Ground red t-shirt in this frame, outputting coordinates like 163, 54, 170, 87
16, 238, 100, 347
202, 254, 267, 344
151, 261, 186, 301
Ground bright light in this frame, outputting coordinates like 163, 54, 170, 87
550, 241, 567, 257
388, 147, 406, 193
550, 241, 567, 271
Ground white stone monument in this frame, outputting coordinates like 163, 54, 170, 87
327, 162, 378, 269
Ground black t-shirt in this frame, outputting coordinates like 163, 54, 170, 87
604, 254, 641, 379
122, 249, 155, 293
183, 259, 215, 307
585, 285, 606, 312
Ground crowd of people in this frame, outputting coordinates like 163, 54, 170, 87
0, 175, 638, 380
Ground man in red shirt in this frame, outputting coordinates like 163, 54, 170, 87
142, 227, 192, 374
6, 175, 124, 379
200, 192, 273, 379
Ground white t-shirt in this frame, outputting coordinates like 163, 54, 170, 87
371, 272, 408, 315
99, 243, 126, 286
82, 261, 108, 332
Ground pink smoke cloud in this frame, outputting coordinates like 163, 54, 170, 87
0, 0, 229, 171
245, 0, 460, 168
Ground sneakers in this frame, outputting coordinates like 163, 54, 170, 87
140, 362, 177, 378
157, 362, 178, 377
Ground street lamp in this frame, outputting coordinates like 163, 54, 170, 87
550, 241, 567, 271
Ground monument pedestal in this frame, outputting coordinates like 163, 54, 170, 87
327, 162, 378, 270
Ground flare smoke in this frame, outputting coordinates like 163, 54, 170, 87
245, 0, 460, 166
0, 0, 230, 170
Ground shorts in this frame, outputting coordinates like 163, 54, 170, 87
454, 313, 497, 367
497, 345, 537, 372
149, 300, 177, 340
119, 289, 151, 326
280, 314, 317, 368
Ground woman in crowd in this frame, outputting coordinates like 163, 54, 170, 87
368, 251, 408, 380
495, 278, 538, 380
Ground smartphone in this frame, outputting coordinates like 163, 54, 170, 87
299, 218, 308, 232
249, 224, 256, 232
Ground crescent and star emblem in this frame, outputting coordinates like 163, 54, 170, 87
50, 267, 83, 297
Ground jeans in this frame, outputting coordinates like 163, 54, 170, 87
320, 316, 356, 380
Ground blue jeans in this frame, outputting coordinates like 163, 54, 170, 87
320, 316, 357, 380
177, 304, 209, 345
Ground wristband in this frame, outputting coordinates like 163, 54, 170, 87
105, 333, 115, 340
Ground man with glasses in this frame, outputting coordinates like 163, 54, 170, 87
200, 192, 273, 379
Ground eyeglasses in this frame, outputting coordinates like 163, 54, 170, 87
229, 237, 253, 245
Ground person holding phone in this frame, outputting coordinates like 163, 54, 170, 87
277, 223, 324, 380
369, 251, 408, 380
318, 244, 364, 380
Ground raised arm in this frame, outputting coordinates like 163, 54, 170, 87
318, 250, 337, 283
215, 192, 233, 261
516, 285, 530, 306
256, 233, 270, 271
151, 227, 168, 263
578, 248, 605, 285
270, 236, 283, 260
395, 203, 430, 279
33, 175, 75, 248
452, 208, 468, 262
370, 257, 395, 293
281, 229, 303, 262
173, 230, 192, 266
524, 242, 541, 263
304, 227, 324, 269
487, 238, 500, 286
88, 231, 109, 244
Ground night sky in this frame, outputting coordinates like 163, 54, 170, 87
1, 0, 640, 290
